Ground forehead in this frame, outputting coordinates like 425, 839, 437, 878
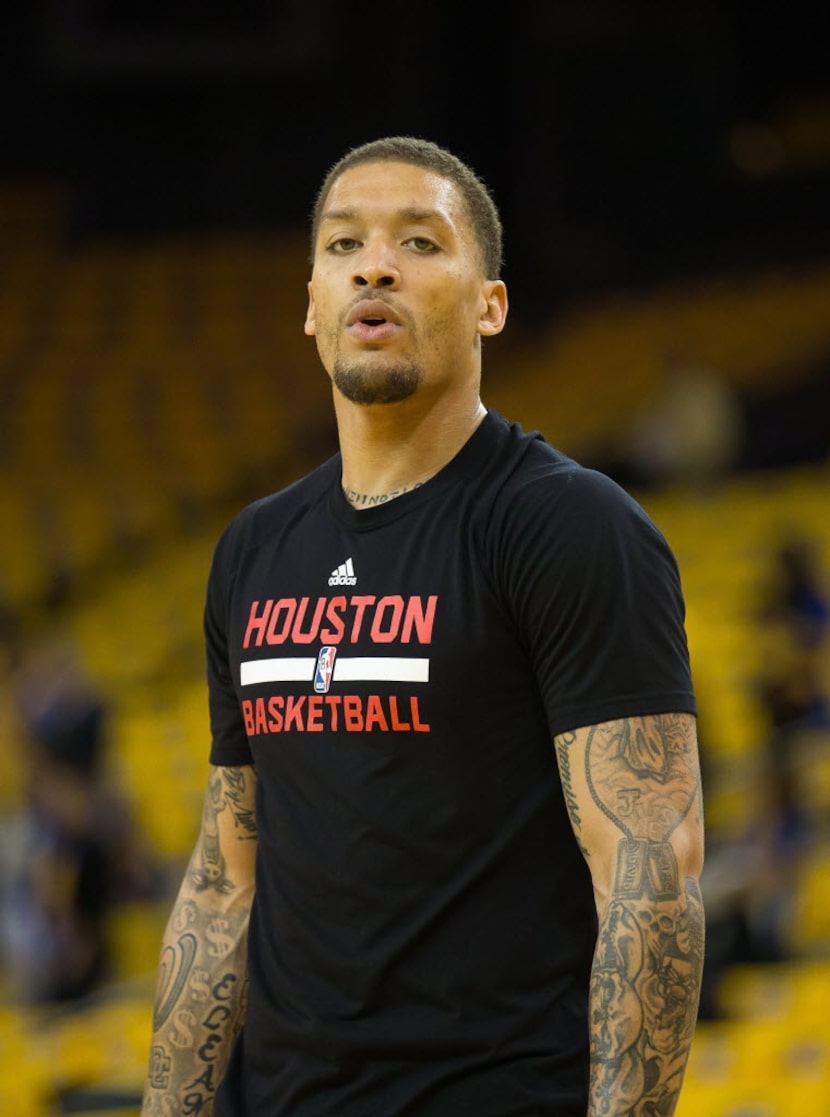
320, 160, 468, 231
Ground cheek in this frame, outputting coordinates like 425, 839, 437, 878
308, 298, 339, 347
313, 324, 338, 368
307, 278, 337, 327
312, 317, 344, 375
420, 292, 480, 348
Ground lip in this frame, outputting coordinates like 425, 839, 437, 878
345, 299, 402, 328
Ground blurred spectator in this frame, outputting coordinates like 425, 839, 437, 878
1, 632, 162, 1004
699, 536, 829, 1018
756, 533, 830, 756
699, 751, 813, 1018
611, 343, 746, 491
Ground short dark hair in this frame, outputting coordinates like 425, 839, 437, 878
310, 136, 503, 279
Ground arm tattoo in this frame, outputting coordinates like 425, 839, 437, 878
144, 900, 250, 1116
555, 730, 589, 859
223, 765, 258, 836
585, 714, 698, 838
590, 877, 704, 1115
189, 767, 256, 893
584, 716, 705, 1116
143, 767, 256, 1116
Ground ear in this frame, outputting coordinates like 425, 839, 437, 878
304, 281, 316, 336
477, 280, 508, 337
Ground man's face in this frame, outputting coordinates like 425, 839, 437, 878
305, 160, 505, 406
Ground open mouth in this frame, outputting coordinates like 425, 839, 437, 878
347, 300, 400, 326
347, 301, 401, 341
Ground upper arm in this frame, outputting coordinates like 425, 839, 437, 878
186, 764, 258, 906
554, 712, 704, 915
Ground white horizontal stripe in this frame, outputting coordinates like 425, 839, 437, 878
241, 658, 314, 685
334, 657, 430, 683
240, 656, 430, 686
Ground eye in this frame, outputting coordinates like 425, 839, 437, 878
328, 237, 360, 253
405, 236, 438, 253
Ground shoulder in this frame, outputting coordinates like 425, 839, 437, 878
211, 454, 340, 575
483, 413, 660, 544
476, 418, 683, 607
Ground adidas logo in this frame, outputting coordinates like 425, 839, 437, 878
328, 557, 357, 586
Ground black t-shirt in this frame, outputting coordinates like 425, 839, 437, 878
206, 410, 696, 1116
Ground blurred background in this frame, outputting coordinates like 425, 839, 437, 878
1, 2, 829, 1115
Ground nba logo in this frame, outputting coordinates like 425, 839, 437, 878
314, 646, 337, 694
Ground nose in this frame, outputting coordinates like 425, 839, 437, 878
352, 241, 400, 289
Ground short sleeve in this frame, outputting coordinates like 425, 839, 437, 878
205, 524, 254, 767
500, 466, 696, 737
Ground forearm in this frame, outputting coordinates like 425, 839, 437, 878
141, 884, 250, 1116
588, 857, 705, 1116
142, 764, 258, 1117
554, 714, 705, 1116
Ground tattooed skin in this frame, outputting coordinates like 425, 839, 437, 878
555, 729, 589, 859
586, 715, 698, 844
142, 766, 257, 1117
557, 715, 704, 1117
342, 480, 424, 507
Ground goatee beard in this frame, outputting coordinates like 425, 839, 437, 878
333, 360, 422, 405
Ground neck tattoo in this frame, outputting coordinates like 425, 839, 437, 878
342, 481, 425, 508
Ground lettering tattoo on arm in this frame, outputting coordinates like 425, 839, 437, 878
142, 766, 256, 1117
189, 767, 256, 893
558, 715, 705, 1117
144, 903, 250, 1116
555, 729, 589, 859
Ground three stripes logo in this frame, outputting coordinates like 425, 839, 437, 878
328, 557, 357, 587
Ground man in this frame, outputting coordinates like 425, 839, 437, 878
141, 136, 704, 1116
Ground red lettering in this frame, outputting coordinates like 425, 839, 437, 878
411, 696, 430, 732
284, 696, 307, 731
242, 691, 429, 735
370, 596, 404, 643
243, 594, 437, 650
320, 597, 347, 644
343, 695, 364, 731
241, 699, 255, 735
325, 695, 342, 730
388, 696, 411, 731
266, 599, 297, 644
348, 596, 377, 642
364, 695, 390, 731
291, 597, 327, 644
401, 595, 437, 644
267, 696, 284, 732
306, 695, 323, 731
243, 600, 273, 648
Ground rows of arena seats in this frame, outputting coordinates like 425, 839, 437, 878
1, 181, 829, 1114
3, 962, 829, 1117
677, 958, 830, 1116
0, 181, 331, 619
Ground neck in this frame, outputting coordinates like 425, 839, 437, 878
336, 389, 486, 508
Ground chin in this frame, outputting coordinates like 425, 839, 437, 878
333, 363, 422, 406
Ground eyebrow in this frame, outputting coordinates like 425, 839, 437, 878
319, 206, 450, 227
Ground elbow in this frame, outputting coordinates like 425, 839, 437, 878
676, 815, 705, 886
